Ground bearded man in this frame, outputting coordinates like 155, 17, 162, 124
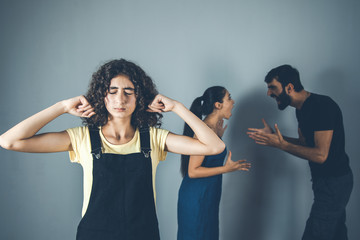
248, 64, 353, 240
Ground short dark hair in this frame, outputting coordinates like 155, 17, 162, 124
265, 64, 304, 92
82, 59, 162, 128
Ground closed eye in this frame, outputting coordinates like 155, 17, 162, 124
124, 88, 135, 95
109, 86, 119, 94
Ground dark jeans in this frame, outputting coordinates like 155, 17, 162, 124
302, 170, 353, 240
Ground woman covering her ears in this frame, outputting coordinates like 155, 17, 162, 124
177, 86, 251, 240
0, 59, 225, 240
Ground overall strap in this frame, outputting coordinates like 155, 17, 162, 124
89, 127, 102, 160
139, 126, 151, 158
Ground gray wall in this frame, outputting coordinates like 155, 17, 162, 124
0, 0, 359, 239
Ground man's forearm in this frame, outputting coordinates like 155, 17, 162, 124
280, 140, 327, 164
283, 136, 304, 146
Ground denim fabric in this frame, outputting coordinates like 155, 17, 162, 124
302, 170, 353, 240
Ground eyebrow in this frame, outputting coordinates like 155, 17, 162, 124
109, 86, 135, 91
124, 87, 135, 91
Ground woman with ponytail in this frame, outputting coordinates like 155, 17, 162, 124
177, 86, 251, 240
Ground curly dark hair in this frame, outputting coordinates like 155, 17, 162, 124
82, 59, 162, 128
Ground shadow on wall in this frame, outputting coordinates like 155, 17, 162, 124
220, 88, 304, 240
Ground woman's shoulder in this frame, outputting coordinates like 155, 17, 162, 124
66, 125, 92, 141
67, 125, 89, 133
148, 126, 170, 136
147, 127, 170, 149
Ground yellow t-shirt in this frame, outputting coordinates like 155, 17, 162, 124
66, 126, 169, 216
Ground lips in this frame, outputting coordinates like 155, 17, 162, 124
114, 107, 126, 112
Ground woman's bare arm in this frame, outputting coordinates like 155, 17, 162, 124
0, 96, 94, 153
148, 94, 225, 156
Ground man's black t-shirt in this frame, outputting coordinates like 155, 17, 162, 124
296, 93, 350, 178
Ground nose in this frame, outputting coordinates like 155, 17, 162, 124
116, 92, 127, 104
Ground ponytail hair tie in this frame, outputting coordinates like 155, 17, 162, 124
200, 96, 204, 105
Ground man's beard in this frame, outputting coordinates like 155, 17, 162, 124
272, 90, 291, 110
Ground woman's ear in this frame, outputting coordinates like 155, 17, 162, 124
214, 102, 222, 110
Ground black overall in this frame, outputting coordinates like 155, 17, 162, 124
76, 127, 160, 240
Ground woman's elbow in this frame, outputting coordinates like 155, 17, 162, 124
188, 172, 195, 178
0, 136, 21, 151
218, 141, 226, 153
208, 141, 225, 155
0, 136, 13, 150
188, 169, 199, 178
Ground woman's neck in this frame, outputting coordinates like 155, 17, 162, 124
101, 118, 135, 145
203, 112, 222, 131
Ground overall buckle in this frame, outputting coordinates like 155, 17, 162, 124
142, 150, 151, 158
91, 147, 103, 159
